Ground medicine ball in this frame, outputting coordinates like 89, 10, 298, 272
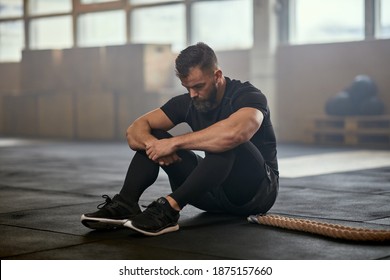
357, 96, 385, 115
348, 75, 378, 103
325, 91, 355, 116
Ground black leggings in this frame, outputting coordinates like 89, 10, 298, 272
120, 130, 278, 215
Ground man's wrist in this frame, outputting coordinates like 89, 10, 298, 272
170, 136, 182, 151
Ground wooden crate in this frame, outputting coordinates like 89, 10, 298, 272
305, 115, 390, 147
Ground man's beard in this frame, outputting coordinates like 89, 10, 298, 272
192, 85, 218, 113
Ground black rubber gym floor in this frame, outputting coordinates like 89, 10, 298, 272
0, 139, 389, 260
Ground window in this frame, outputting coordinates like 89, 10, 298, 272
379, 0, 390, 38
292, 0, 364, 44
30, 16, 72, 49
0, 20, 23, 61
0, 0, 23, 18
78, 10, 126, 47
191, 0, 253, 50
28, 0, 71, 15
131, 4, 185, 52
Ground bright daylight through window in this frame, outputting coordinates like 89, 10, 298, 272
292, 0, 364, 44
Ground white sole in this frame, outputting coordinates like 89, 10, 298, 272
80, 214, 128, 230
123, 220, 179, 236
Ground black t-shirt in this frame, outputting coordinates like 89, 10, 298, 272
161, 77, 278, 174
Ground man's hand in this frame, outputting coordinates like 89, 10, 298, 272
146, 138, 181, 166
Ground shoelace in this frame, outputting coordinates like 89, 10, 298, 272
97, 194, 113, 209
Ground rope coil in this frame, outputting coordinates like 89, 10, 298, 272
252, 214, 390, 242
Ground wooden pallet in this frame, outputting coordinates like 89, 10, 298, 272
305, 115, 390, 147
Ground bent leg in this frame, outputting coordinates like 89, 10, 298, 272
169, 141, 278, 215
168, 150, 236, 210
119, 129, 200, 204
219, 142, 278, 215
119, 150, 160, 203
222, 142, 267, 205
119, 129, 277, 216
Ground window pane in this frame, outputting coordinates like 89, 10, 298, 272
130, 0, 181, 4
293, 0, 364, 44
191, 0, 253, 50
0, 0, 23, 18
78, 10, 126, 47
0, 20, 23, 61
29, 0, 72, 15
131, 4, 185, 52
379, 0, 390, 38
30, 16, 72, 49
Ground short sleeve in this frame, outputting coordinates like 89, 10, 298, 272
160, 94, 191, 125
232, 91, 269, 117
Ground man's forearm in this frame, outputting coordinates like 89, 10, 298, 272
171, 108, 262, 153
126, 121, 156, 151
172, 122, 245, 153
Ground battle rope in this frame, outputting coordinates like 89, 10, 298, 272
248, 214, 390, 242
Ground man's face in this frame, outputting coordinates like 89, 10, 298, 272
180, 66, 218, 113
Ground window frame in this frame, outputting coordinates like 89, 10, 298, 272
279, 0, 387, 45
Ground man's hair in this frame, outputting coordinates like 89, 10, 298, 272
175, 42, 218, 78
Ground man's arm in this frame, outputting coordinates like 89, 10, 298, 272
145, 107, 263, 162
126, 108, 175, 151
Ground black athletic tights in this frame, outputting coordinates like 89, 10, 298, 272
119, 130, 267, 211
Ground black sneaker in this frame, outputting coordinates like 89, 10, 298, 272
124, 197, 180, 236
81, 194, 141, 230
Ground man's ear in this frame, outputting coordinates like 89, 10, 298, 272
214, 69, 223, 84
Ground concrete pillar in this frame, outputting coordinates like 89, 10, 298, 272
250, 0, 279, 131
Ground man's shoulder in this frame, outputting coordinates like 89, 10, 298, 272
163, 93, 191, 107
161, 92, 192, 113
224, 77, 268, 113
160, 92, 191, 124
226, 77, 262, 96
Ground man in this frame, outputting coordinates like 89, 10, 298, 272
81, 42, 279, 236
